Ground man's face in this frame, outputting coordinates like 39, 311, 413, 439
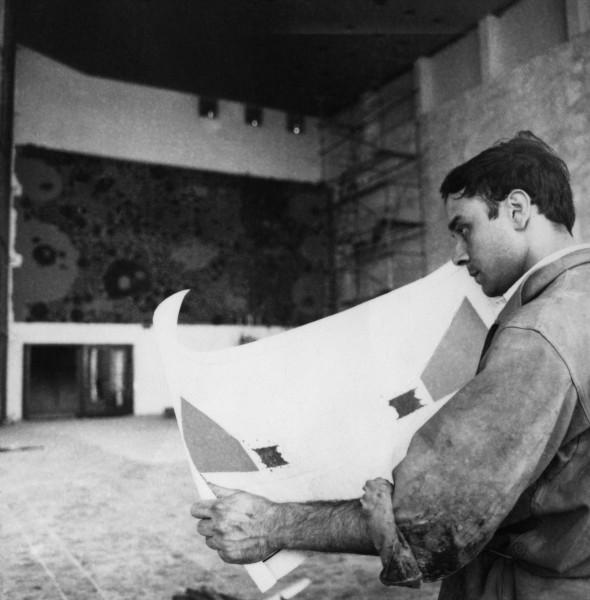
446, 194, 526, 297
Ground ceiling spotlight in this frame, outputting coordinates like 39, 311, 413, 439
287, 113, 305, 135
245, 105, 263, 127
199, 97, 218, 119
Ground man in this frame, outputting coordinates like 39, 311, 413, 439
191, 132, 590, 599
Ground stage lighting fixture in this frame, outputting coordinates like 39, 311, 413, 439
245, 105, 263, 127
287, 113, 305, 135
199, 97, 218, 119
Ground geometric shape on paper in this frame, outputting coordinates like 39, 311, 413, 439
388, 389, 422, 418
253, 445, 288, 468
181, 398, 258, 473
421, 298, 487, 400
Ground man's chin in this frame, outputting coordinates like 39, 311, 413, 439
471, 272, 503, 297
478, 278, 498, 297
481, 283, 505, 298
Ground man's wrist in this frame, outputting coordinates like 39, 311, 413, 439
265, 499, 289, 551
268, 499, 377, 555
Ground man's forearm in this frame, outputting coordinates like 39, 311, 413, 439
192, 484, 379, 564
271, 499, 377, 555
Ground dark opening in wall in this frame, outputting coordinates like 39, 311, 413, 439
23, 344, 133, 419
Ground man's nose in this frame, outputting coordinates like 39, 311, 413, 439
452, 240, 469, 266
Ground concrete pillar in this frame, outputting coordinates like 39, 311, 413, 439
478, 14, 503, 83
414, 57, 435, 115
566, 0, 590, 38
0, 0, 15, 422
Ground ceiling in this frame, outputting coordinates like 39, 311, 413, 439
16, 0, 518, 117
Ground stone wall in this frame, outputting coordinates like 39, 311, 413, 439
420, 31, 590, 271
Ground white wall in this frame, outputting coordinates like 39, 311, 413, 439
7, 322, 283, 421
14, 47, 322, 182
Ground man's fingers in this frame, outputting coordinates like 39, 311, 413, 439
208, 482, 239, 498
361, 478, 395, 514
363, 477, 394, 494
191, 500, 216, 518
364, 477, 393, 488
196, 519, 214, 536
218, 550, 242, 564
205, 536, 219, 550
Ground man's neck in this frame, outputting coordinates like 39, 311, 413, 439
523, 226, 576, 271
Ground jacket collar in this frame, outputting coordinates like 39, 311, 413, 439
521, 247, 590, 302
479, 248, 590, 364
498, 248, 590, 324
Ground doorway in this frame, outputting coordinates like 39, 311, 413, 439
23, 344, 133, 419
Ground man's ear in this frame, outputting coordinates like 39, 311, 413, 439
505, 189, 532, 230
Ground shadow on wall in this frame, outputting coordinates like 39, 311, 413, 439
13, 146, 331, 326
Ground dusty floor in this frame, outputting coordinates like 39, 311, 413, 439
0, 416, 440, 600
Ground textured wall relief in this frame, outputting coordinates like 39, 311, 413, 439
13, 146, 330, 325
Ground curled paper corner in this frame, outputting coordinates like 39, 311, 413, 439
152, 289, 190, 332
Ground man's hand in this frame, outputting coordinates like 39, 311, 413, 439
360, 477, 395, 554
190, 483, 280, 564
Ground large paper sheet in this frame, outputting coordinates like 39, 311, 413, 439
153, 262, 502, 591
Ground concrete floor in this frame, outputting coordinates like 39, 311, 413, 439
0, 416, 440, 600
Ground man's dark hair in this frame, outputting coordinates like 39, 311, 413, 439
439, 131, 575, 233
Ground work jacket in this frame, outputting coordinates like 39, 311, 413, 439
374, 248, 590, 599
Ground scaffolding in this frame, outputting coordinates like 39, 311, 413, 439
320, 89, 425, 311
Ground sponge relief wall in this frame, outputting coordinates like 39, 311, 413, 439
13, 146, 330, 327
